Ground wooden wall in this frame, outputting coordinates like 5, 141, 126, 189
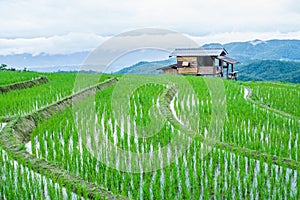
174, 56, 218, 75
197, 56, 214, 66
197, 66, 215, 75
178, 67, 197, 75
177, 56, 198, 68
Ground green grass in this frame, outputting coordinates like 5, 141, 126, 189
0, 71, 41, 85
0, 73, 299, 199
243, 81, 300, 117
27, 76, 299, 199
0, 72, 110, 117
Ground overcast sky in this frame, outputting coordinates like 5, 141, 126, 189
0, 0, 299, 55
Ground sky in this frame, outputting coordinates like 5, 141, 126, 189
0, 0, 300, 56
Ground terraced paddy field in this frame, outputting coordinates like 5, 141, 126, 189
0, 71, 299, 199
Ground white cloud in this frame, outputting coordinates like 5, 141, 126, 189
0, 32, 108, 55
1, 0, 299, 37
1, 31, 300, 56
0, 0, 299, 55
188, 31, 300, 45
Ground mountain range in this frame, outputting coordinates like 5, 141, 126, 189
202, 39, 300, 62
1, 39, 300, 83
116, 59, 175, 75
115, 59, 300, 83
115, 39, 300, 83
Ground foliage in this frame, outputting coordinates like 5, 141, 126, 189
237, 60, 300, 83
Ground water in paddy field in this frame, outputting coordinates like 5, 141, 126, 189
1, 134, 81, 200
0, 123, 7, 132
244, 88, 250, 99
1, 149, 81, 200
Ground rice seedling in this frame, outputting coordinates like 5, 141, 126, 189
21, 75, 298, 199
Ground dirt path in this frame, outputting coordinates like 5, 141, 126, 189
0, 76, 49, 93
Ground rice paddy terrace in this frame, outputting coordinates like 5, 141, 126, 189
0, 71, 299, 199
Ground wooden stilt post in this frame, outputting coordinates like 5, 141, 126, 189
219, 59, 223, 77
226, 63, 229, 78
213, 58, 216, 75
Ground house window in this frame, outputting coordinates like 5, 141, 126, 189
182, 61, 189, 67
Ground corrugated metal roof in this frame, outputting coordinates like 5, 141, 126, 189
217, 56, 239, 64
170, 48, 227, 57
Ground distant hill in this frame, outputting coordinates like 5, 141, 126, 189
115, 59, 176, 75
115, 59, 300, 83
1, 39, 300, 83
237, 60, 300, 83
114, 39, 300, 83
203, 39, 300, 62
1, 39, 299, 70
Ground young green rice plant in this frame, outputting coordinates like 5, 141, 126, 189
27, 76, 298, 199
0, 71, 41, 85
0, 73, 110, 117
0, 146, 78, 199
244, 81, 300, 118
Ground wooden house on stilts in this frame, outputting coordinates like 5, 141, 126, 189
157, 48, 239, 79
